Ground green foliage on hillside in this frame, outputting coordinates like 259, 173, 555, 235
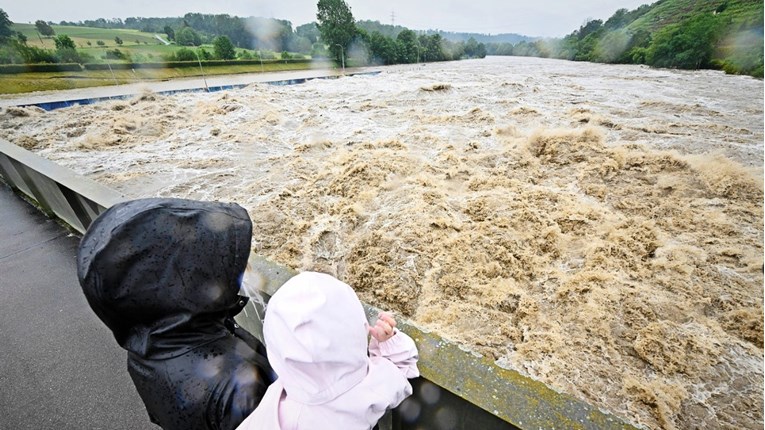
498, 0, 763, 77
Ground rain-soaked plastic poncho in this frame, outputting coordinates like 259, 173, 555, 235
77, 198, 273, 430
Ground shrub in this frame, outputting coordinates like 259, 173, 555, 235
0, 63, 82, 73
173, 48, 197, 62
104, 49, 127, 60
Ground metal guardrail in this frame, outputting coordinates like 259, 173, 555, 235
0, 133, 639, 430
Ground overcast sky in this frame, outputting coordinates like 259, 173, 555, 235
0, 0, 653, 38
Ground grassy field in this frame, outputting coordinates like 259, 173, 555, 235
14, 23, 161, 49
11, 23, 297, 62
0, 61, 336, 94
3, 23, 330, 94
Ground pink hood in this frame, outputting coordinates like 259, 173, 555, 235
237, 272, 418, 430
264, 272, 370, 405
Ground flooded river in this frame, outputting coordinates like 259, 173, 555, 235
1, 56, 762, 430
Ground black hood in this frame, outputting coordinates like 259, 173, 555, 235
77, 198, 252, 359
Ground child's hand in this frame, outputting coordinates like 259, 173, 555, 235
368, 312, 397, 343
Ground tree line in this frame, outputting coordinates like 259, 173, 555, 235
65, 5, 490, 65
316, 0, 486, 66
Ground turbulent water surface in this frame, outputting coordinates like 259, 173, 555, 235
2, 56, 763, 430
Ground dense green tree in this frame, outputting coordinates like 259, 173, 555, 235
0, 8, 14, 40
114, 36, 123, 45
603, 9, 631, 30
296, 22, 320, 44
0, 42, 24, 64
316, 0, 356, 64
616, 29, 651, 64
35, 20, 55, 36
463, 37, 487, 58
54, 34, 79, 62
575, 30, 604, 61
213, 36, 236, 59
419, 33, 446, 61
395, 29, 418, 63
646, 14, 721, 69
356, 20, 404, 39
555, 34, 579, 60
576, 19, 603, 40
176, 26, 202, 46
363, 31, 393, 64
182, 14, 249, 50
54, 34, 75, 50
197, 48, 213, 60
164, 25, 175, 41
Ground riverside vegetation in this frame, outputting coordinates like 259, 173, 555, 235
487, 0, 763, 78
0, 0, 488, 94
3, 0, 757, 94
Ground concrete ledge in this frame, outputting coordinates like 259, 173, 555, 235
0, 139, 125, 233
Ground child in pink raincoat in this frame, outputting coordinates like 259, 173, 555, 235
237, 271, 420, 430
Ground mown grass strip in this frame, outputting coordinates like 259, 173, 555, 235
0, 61, 335, 94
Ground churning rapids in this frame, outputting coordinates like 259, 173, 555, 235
2, 56, 762, 430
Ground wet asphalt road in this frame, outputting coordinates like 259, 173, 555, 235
0, 183, 155, 430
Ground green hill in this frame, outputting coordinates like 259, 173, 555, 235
523, 0, 763, 77
14, 23, 160, 47
12, 23, 183, 62
627, 0, 763, 75
7, 23, 291, 64
628, 0, 762, 32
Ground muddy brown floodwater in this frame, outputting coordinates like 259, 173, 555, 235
1, 56, 762, 430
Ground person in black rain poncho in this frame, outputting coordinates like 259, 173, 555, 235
77, 198, 274, 430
